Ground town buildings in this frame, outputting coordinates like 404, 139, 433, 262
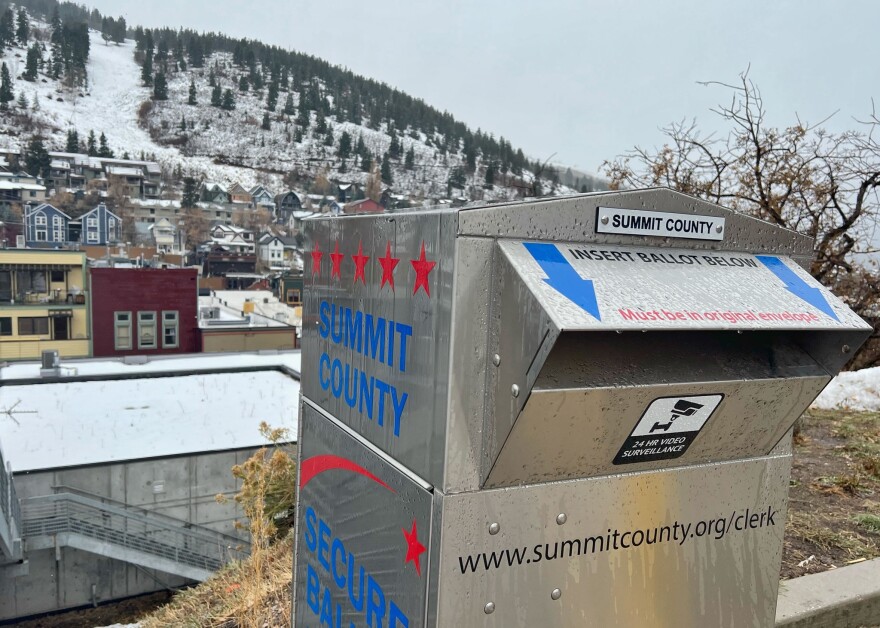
89, 268, 199, 357
0, 249, 90, 360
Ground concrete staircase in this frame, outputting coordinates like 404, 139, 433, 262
21, 492, 249, 581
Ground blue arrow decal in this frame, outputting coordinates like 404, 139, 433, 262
523, 242, 601, 320
755, 255, 838, 321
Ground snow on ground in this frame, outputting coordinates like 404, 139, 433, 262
812, 366, 880, 412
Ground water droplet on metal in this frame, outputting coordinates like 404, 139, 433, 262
556, 513, 567, 525
716, 224, 723, 233
511, 384, 519, 397
484, 602, 495, 614
492, 354, 501, 366
551, 588, 562, 600
842, 345, 850, 353
489, 522, 500, 535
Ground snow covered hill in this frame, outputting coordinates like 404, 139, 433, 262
0, 18, 573, 201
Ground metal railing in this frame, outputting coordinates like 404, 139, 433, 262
21, 493, 248, 575
0, 289, 87, 305
0, 447, 21, 541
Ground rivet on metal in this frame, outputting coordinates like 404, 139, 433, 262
489, 522, 500, 535
842, 345, 851, 354
492, 354, 501, 367
556, 513, 567, 525
600, 215, 609, 225
551, 588, 562, 600
716, 224, 723, 233
484, 602, 495, 614
511, 384, 520, 397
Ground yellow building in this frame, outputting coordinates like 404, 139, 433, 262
0, 250, 90, 360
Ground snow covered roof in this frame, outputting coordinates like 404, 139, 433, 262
202, 291, 297, 327
0, 351, 300, 472
107, 166, 144, 177
131, 198, 181, 208
50, 160, 71, 170
0, 180, 45, 192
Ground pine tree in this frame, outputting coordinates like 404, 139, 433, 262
182, 177, 199, 208
188, 78, 197, 105
0, 9, 14, 48
389, 130, 400, 159
262, 111, 271, 130
405, 146, 415, 170
355, 135, 366, 157
87, 130, 98, 156
0, 63, 14, 109
266, 80, 278, 111
238, 75, 249, 92
98, 132, 113, 158
221, 88, 235, 111
65, 129, 79, 152
208, 68, 216, 87
210, 83, 222, 107
338, 131, 352, 159
24, 136, 50, 178
323, 127, 334, 146
381, 152, 393, 184
15, 90, 26, 109
485, 161, 496, 186
16, 8, 28, 46
315, 110, 327, 134
283, 92, 295, 116
153, 71, 167, 100
361, 150, 372, 173
141, 49, 153, 86
179, 114, 186, 131
23, 43, 39, 81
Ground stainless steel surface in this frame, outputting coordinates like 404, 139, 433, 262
485, 332, 831, 487
302, 211, 456, 487
295, 190, 872, 627
294, 404, 433, 628
442, 236, 494, 493
458, 189, 813, 261
435, 455, 792, 627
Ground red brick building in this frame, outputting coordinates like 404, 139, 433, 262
90, 268, 199, 357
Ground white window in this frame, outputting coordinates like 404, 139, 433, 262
86, 216, 98, 227
52, 215, 64, 242
87, 231, 99, 243
114, 311, 132, 350
162, 311, 179, 348
34, 212, 47, 241
138, 311, 157, 349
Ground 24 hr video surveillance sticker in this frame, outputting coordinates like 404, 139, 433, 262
613, 394, 723, 465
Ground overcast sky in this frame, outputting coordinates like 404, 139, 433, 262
83, 0, 878, 175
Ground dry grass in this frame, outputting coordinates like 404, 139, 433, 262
140, 535, 293, 628
140, 422, 296, 628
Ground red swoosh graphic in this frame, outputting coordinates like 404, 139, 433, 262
299, 454, 395, 493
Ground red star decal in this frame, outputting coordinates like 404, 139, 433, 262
377, 241, 400, 291
352, 241, 370, 285
330, 241, 344, 279
402, 519, 427, 576
310, 242, 323, 277
410, 241, 437, 296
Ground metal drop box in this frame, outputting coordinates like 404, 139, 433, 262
293, 189, 871, 627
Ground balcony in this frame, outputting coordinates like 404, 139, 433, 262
0, 289, 87, 306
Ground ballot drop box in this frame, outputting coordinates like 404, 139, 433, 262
293, 189, 871, 627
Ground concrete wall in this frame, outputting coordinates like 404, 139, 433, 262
0, 445, 280, 621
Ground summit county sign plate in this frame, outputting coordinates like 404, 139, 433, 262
597, 207, 725, 241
